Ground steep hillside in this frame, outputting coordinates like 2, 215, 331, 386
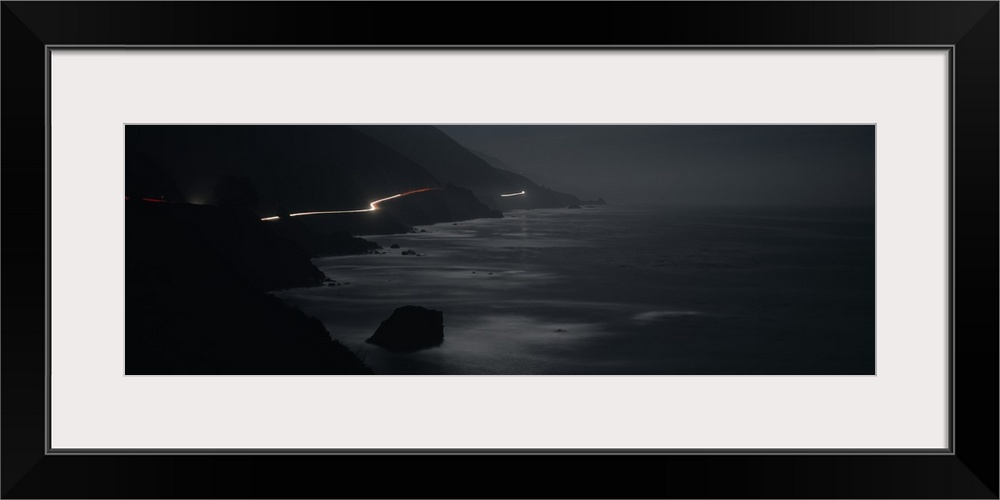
355, 125, 582, 210
126, 126, 441, 214
127, 126, 503, 237
468, 148, 592, 207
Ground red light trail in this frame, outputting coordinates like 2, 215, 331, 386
125, 195, 167, 203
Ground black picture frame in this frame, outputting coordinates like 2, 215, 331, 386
2, 2, 996, 498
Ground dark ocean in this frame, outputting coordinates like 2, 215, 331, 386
275, 205, 876, 375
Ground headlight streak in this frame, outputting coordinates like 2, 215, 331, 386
259, 187, 440, 221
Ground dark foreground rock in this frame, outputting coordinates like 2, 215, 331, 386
267, 218, 382, 257
126, 201, 372, 374
366, 306, 444, 352
127, 201, 326, 291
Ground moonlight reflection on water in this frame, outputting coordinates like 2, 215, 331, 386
275, 205, 875, 375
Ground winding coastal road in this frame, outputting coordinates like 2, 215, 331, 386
259, 187, 441, 221
128, 185, 518, 222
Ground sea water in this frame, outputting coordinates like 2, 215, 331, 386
274, 205, 875, 375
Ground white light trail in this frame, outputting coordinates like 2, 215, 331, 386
260, 188, 438, 221
500, 190, 526, 197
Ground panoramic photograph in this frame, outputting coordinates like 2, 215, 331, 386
125, 125, 875, 375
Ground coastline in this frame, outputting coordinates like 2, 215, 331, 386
277, 205, 875, 375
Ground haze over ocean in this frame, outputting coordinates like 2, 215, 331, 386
126, 124, 875, 375
276, 203, 875, 375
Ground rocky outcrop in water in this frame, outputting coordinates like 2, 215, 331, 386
366, 306, 444, 352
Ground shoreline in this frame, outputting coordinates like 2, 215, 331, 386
276, 204, 875, 375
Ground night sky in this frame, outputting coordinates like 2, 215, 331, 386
438, 125, 875, 207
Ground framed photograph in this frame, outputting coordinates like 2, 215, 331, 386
3, 2, 996, 498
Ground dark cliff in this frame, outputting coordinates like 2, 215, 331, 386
125, 200, 372, 374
